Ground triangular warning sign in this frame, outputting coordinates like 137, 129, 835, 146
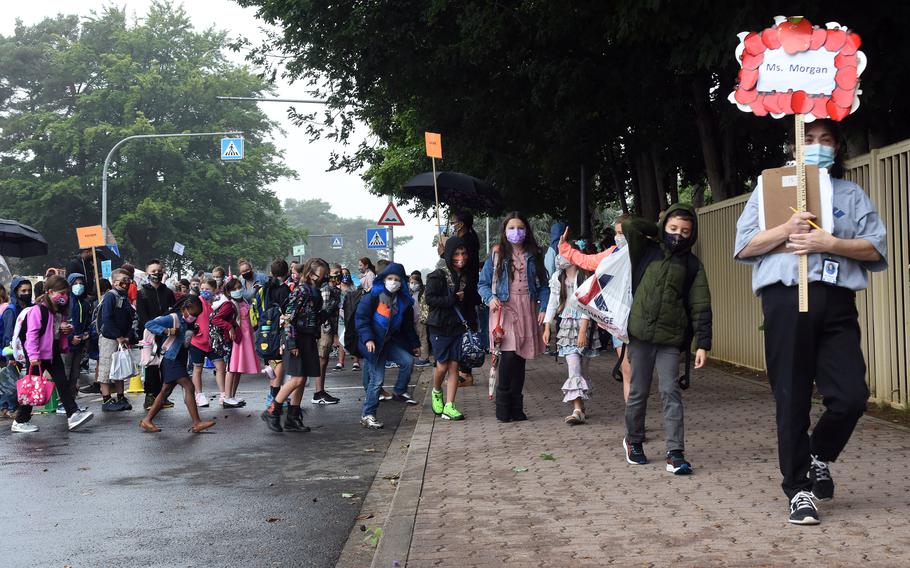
223, 142, 240, 157
369, 231, 386, 247
377, 202, 405, 226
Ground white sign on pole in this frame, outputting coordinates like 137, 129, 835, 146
756, 48, 837, 95
293, 244, 306, 256
172, 242, 185, 256
377, 202, 405, 226
220, 137, 244, 160
330, 236, 344, 249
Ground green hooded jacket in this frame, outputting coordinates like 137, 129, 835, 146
622, 203, 712, 350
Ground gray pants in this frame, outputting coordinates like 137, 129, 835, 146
625, 338, 684, 453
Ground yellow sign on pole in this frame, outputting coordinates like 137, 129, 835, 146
76, 225, 106, 249
425, 132, 442, 159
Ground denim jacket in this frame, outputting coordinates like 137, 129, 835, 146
144, 313, 187, 361
478, 250, 550, 312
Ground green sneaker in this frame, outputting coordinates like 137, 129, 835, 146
441, 402, 464, 421
431, 389, 444, 415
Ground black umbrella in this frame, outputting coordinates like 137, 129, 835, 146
0, 219, 48, 258
401, 171, 502, 213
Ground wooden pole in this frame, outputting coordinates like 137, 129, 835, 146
795, 114, 809, 313
432, 157, 442, 238
90, 246, 102, 301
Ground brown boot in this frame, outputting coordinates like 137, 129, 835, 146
458, 372, 475, 387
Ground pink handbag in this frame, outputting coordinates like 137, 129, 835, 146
16, 364, 55, 406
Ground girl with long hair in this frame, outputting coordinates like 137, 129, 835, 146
478, 212, 551, 422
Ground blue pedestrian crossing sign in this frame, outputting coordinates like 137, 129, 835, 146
366, 228, 388, 250
330, 235, 344, 249
220, 137, 244, 160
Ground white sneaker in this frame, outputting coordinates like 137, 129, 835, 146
68, 410, 94, 431
11, 420, 38, 433
360, 415, 384, 429
56, 406, 68, 415
195, 393, 209, 407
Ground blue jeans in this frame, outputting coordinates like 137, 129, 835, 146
362, 342, 414, 418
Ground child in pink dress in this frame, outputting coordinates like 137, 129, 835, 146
224, 278, 258, 402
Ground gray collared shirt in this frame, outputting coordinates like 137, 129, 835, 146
734, 177, 888, 295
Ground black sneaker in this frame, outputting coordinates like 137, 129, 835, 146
623, 438, 648, 465
808, 454, 834, 501
118, 397, 132, 411
666, 450, 693, 475
391, 392, 418, 405
143, 393, 156, 410
80, 383, 101, 394
788, 491, 820, 525
311, 391, 341, 405
101, 398, 122, 412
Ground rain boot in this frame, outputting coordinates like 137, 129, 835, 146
262, 401, 283, 433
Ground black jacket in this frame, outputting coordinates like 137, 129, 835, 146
67, 256, 97, 299
136, 283, 176, 330
425, 237, 470, 337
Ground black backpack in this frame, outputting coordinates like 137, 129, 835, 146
254, 303, 283, 360
342, 288, 365, 358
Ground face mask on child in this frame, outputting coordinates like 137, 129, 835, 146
229, 290, 243, 300
803, 143, 836, 169
183, 313, 197, 323
385, 280, 401, 293
409, 282, 420, 292
506, 227, 526, 244
200, 290, 213, 300
72, 284, 85, 297
615, 234, 627, 248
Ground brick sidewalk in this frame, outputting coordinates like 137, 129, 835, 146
404, 354, 910, 567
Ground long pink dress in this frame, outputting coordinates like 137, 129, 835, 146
229, 302, 260, 374
490, 251, 546, 360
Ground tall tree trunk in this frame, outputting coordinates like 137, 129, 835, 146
692, 183, 706, 208
721, 121, 738, 197
629, 154, 642, 217
634, 151, 659, 220
691, 74, 729, 202
651, 146, 668, 212
668, 168, 679, 205
607, 147, 630, 214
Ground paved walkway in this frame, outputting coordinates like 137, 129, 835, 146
392, 353, 910, 567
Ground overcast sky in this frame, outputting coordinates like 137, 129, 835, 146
2, 0, 442, 272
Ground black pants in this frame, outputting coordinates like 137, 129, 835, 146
761, 283, 868, 499
144, 364, 163, 395
495, 351, 526, 420
16, 354, 79, 423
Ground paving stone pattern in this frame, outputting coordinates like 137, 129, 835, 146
407, 354, 910, 567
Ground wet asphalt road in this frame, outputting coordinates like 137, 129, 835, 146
0, 368, 409, 567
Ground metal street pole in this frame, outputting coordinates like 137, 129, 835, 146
101, 131, 242, 236
216, 96, 329, 104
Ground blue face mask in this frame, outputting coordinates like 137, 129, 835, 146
803, 143, 836, 169
200, 290, 213, 301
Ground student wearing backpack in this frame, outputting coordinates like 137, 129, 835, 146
1, 277, 32, 417
337, 274, 361, 371
62, 273, 92, 401
355, 263, 421, 429
425, 237, 473, 420
140, 295, 216, 433
253, 260, 292, 405
136, 259, 177, 409
262, 259, 327, 432
478, 213, 551, 423
409, 271, 432, 367
97, 269, 138, 412
617, 204, 711, 474
312, 266, 342, 405
189, 279, 229, 408
11, 275, 94, 433
225, 277, 259, 399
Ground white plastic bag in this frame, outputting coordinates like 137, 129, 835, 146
110, 345, 135, 382
573, 246, 633, 343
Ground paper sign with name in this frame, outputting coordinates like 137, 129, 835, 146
101, 260, 112, 279
173, 242, 185, 256
76, 225, 106, 249
729, 16, 866, 121
425, 132, 442, 159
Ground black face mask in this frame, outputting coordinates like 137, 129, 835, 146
242, 271, 253, 281
663, 233, 690, 252
17, 293, 32, 305
149, 273, 162, 283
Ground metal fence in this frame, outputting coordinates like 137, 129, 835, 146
694, 138, 910, 409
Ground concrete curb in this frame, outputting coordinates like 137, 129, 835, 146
335, 367, 432, 568
368, 377, 435, 568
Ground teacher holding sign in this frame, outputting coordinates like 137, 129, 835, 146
734, 118, 887, 525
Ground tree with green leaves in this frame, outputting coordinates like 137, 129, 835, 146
0, 1, 298, 273
239, 0, 910, 232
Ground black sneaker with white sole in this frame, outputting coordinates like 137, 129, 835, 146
788, 491, 820, 525
311, 391, 341, 405
391, 392, 418, 405
623, 438, 648, 465
808, 454, 834, 501
666, 450, 693, 475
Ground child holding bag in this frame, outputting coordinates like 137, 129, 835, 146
542, 255, 599, 425
140, 295, 215, 433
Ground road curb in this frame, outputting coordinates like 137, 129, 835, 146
335, 367, 432, 568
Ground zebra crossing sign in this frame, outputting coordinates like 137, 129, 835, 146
366, 228, 388, 250
220, 137, 244, 160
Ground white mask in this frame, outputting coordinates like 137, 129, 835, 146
385, 280, 401, 293
615, 234, 627, 248
409, 283, 420, 292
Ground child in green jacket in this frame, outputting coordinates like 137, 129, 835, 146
621, 203, 712, 474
